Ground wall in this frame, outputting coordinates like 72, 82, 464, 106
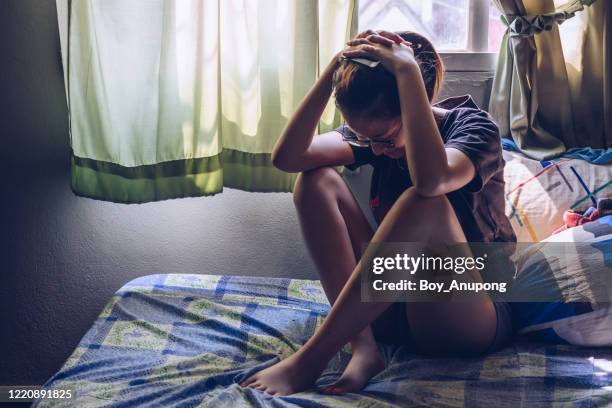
0, 0, 493, 386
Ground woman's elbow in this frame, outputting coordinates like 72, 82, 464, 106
413, 168, 462, 197
271, 149, 288, 170
271, 152, 284, 170
272, 159, 294, 172
271, 153, 302, 173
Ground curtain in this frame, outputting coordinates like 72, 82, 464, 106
56, 0, 357, 203
559, 0, 611, 150
489, 0, 608, 160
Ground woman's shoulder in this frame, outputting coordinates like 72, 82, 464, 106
434, 94, 481, 111
435, 95, 500, 140
436, 95, 494, 121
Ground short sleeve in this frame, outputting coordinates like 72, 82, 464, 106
334, 123, 376, 171
442, 109, 504, 193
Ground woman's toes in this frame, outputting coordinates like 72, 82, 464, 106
323, 382, 347, 394
328, 384, 350, 394
323, 384, 344, 394
241, 376, 257, 387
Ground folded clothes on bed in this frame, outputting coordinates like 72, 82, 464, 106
552, 198, 612, 234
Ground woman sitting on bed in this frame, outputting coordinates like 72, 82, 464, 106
240, 29, 517, 396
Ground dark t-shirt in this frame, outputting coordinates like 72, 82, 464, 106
336, 95, 516, 244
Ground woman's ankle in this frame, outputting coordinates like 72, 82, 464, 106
349, 328, 379, 353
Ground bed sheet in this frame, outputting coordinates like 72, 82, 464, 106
34, 274, 612, 407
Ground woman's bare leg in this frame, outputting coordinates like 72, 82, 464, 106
241, 187, 497, 395
292, 167, 383, 394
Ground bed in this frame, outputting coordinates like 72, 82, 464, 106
35, 144, 612, 407
34, 273, 612, 407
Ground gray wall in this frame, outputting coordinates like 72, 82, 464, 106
0, 0, 493, 386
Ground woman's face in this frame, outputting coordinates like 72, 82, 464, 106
344, 114, 405, 159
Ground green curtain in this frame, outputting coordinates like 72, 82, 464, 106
56, 0, 357, 203
489, 0, 606, 160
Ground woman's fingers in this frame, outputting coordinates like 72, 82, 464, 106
366, 34, 395, 47
347, 34, 393, 47
342, 43, 379, 59
376, 30, 405, 44
353, 29, 403, 44
346, 38, 369, 47
354, 29, 376, 39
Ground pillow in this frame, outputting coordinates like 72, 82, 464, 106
510, 215, 612, 346
502, 149, 612, 242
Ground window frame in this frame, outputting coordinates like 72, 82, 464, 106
441, 52, 498, 72
358, 0, 502, 72
442, 0, 498, 72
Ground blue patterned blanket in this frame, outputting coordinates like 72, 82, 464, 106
35, 274, 612, 407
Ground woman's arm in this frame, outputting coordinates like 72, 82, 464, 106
342, 36, 476, 197
395, 64, 476, 197
271, 54, 354, 173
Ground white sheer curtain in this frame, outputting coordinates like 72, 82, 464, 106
56, 0, 357, 203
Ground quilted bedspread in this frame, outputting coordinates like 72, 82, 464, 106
34, 274, 612, 407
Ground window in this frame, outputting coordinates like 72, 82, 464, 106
359, 0, 505, 71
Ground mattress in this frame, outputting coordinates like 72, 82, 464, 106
34, 274, 612, 407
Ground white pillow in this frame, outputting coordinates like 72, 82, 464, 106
511, 215, 612, 346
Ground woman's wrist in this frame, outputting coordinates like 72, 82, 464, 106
330, 51, 344, 70
393, 59, 420, 77
320, 53, 342, 84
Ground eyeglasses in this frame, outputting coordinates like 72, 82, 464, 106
345, 138, 395, 149
341, 123, 396, 149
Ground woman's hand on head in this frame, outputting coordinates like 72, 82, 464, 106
334, 30, 403, 66
342, 31, 418, 75
352, 29, 403, 43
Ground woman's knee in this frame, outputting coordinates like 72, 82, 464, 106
293, 167, 344, 208
396, 187, 453, 215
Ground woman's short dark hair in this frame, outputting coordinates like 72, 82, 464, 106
333, 31, 444, 120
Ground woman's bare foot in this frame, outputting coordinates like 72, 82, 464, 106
322, 344, 385, 395
240, 351, 329, 396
